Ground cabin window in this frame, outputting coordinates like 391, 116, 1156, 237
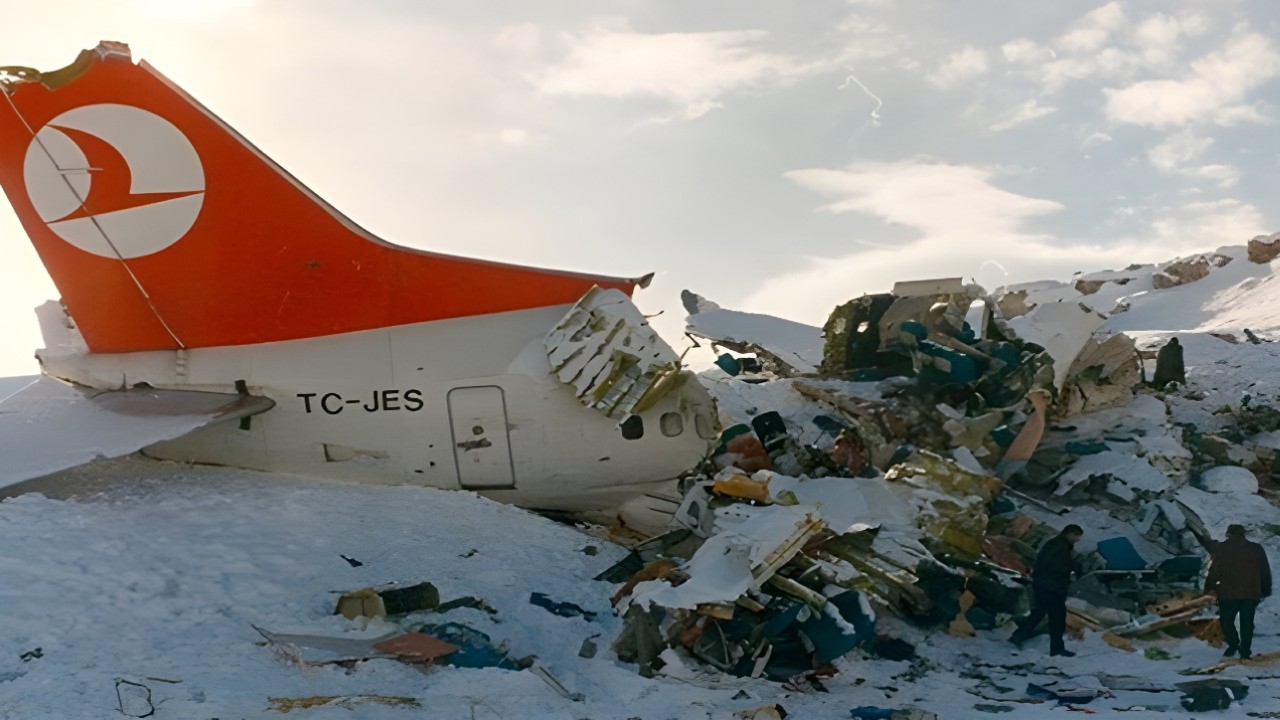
695, 414, 717, 440
620, 415, 644, 440
660, 412, 684, 437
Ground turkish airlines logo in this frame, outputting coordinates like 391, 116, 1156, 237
23, 103, 204, 259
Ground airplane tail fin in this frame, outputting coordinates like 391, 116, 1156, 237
0, 42, 644, 354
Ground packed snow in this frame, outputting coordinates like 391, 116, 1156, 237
2, 459, 1275, 719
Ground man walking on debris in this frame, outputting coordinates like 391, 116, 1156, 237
1206, 524, 1271, 660
1010, 524, 1084, 656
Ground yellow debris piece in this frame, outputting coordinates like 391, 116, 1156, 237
334, 587, 386, 620
712, 471, 771, 504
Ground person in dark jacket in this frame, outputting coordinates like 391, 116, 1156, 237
1206, 524, 1272, 659
1010, 524, 1084, 656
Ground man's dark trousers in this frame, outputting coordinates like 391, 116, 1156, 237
1220, 598, 1260, 655
1017, 586, 1068, 653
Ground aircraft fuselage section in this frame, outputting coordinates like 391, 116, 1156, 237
37, 304, 718, 511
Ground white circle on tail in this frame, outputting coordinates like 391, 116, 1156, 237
23, 103, 205, 259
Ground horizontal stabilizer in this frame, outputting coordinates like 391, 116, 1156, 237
0, 375, 274, 490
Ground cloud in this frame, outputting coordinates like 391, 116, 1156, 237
783, 157, 1064, 234
1057, 2, 1126, 53
1132, 12, 1207, 65
1002, 38, 1051, 65
1186, 164, 1242, 188
928, 46, 989, 87
1041, 46, 1135, 93
1147, 130, 1213, 170
1147, 130, 1241, 188
494, 23, 543, 54
742, 160, 1070, 322
1211, 104, 1269, 125
736, 233, 1156, 329
1150, 198, 1266, 245
472, 129, 532, 147
536, 27, 804, 119
142, 0, 260, 18
1104, 32, 1280, 128
832, 14, 913, 62
1028, 7, 1208, 95
990, 99, 1057, 131
747, 158, 1264, 326
1006, 5, 1132, 94
785, 159, 1062, 238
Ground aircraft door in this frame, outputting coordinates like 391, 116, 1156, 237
447, 386, 516, 489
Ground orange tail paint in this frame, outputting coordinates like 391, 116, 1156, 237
0, 42, 642, 354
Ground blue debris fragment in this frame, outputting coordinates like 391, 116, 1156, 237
991, 425, 1017, 449
799, 591, 875, 663
917, 340, 978, 382
715, 424, 753, 455
898, 321, 928, 342
752, 411, 788, 453
1096, 537, 1148, 571
422, 622, 515, 669
1064, 439, 1108, 455
715, 353, 741, 376
812, 415, 846, 437
1157, 555, 1202, 579
530, 592, 597, 620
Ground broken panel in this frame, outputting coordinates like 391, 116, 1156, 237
682, 290, 824, 376
545, 287, 695, 418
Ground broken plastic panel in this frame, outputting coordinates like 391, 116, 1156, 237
1006, 302, 1104, 390
682, 290, 823, 376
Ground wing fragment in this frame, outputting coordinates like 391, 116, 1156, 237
0, 375, 273, 489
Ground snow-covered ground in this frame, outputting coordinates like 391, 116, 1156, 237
0, 458, 1276, 719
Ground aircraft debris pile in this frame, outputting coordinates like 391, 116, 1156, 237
604, 239, 1280, 684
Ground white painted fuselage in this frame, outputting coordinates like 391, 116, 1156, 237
38, 304, 718, 512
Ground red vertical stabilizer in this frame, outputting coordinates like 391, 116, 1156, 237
0, 42, 643, 353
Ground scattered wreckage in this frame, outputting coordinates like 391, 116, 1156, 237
606, 277, 1086, 682
601, 238, 1280, 689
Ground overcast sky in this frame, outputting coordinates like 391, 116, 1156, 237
1, 0, 1277, 376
